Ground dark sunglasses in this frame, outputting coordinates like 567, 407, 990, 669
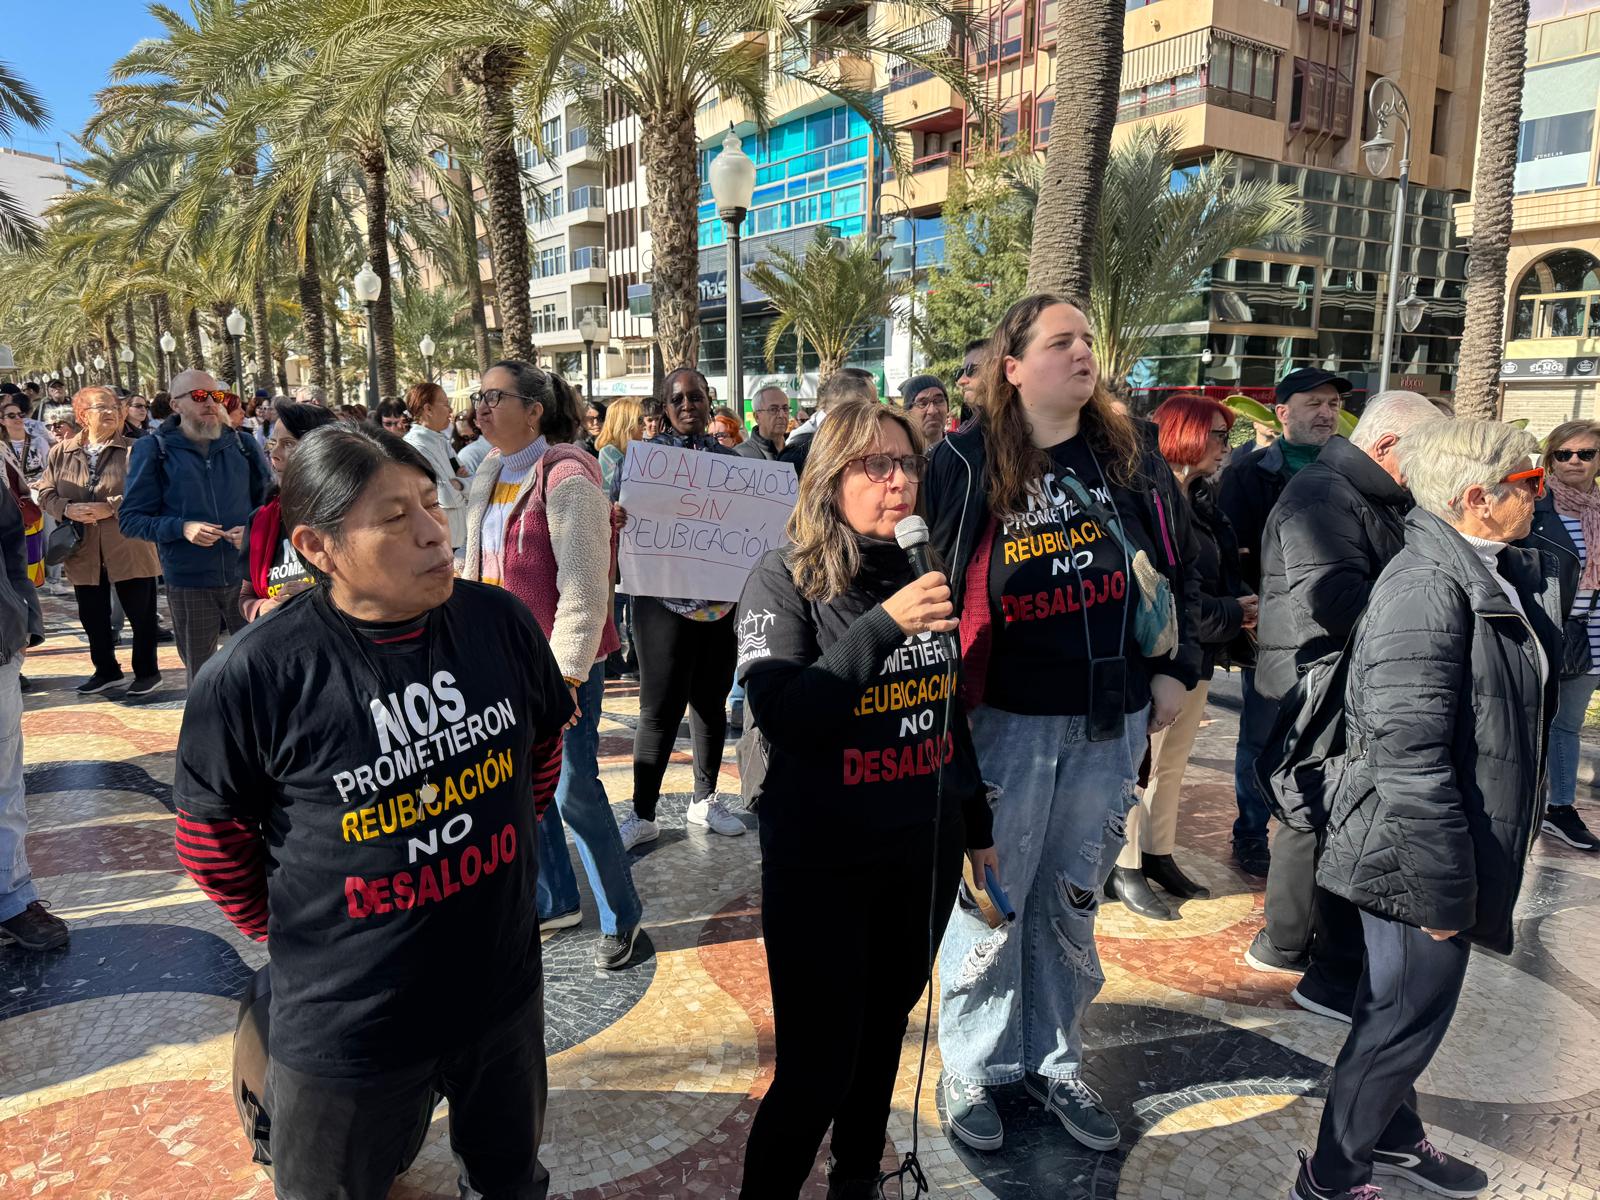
1501, 466, 1547, 499
956, 362, 980, 379
0, 410, 21, 420
186, 388, 236, 405
1553, 448, 1599, 463
852, 453, 926, 483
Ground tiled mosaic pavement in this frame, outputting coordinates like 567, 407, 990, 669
2, 598, 1598, 1199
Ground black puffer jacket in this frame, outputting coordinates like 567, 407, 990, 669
1217, 440, 1293, 591
1318, 509, 1562, 954
1184, 479, 1252, 674
1254, 437, 1411, 701
1521, 490, 1581, 619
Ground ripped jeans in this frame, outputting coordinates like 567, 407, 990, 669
938, 705, 1147, 1086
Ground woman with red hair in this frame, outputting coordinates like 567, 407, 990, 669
1106, 391, 1258, 921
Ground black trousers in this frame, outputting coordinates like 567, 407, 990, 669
631, 596, 737, 819
1309, 909, 1471, 1189
266, 989, 549, 1200
1263, 824, 1366, 993
74, 571, 160, 679
739, 822, 964, 1199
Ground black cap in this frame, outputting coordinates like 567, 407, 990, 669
1275, 367, 1352, 404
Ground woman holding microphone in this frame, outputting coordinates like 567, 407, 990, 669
736, 398, 995, 1199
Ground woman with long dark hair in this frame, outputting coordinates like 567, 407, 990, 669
924, 295, 1201, 1153
737, 398, 993, 1198
612, 367, 746, 848
173, 424, 573, 1198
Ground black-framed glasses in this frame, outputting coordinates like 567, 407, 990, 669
1554, 448, 1599, 463
666, 390, 708, 407
852, 453, 926, 483
956, 361, 981, 379
470, 388, 529, 409
0, 410, 22, 420
1208, 427, 1230, 444
911, 395, 950, 411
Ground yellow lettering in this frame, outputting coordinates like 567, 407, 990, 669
443, 775, 462, 809
359, 808, 378, 840
460, 767, 478, 802
341, 811, 361, 842
396, 793, 417, 829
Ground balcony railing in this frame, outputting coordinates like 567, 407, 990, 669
573, 304, 609, 333
911, 150, 953, 173
887, 66, 935, 92
566, 127, 590, 152
1513, 289, 1600, 341
571, 245, 605, 271
568, 185, 604, 211
1117, 85, 1274, 124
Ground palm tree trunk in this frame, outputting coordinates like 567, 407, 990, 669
104, 316, 123, 391
1455, 0, 1532, 417
639, 103, 703, 369
184, 306, 205, 371
357, 146, 399, 397
298, 223, 330, 390
1027, 0, 1123, 301
250, 277, 271, 394
471, 49, 533, 362
328, 308, 346, 404
150, 295, 168, 390
122, 297, 141, 392
458, 169, 493, 370
275, 348, 289, 392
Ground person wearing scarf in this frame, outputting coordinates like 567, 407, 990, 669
1533, 419, 1600, 851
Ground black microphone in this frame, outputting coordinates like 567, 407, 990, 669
894, 515, 959, 661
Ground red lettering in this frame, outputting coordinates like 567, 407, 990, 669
500, 825, 516, 862
1111, 570, 1127, 599
460, 845, 482, 887
369, 877, 392, 914
1065, 584, 1080, 612
440, 858, 460, 898
843, 747, 863, 785
1017, 594, 1034, 621
417, 863, 443, 906
344, 877, 371, 918
862, 749, 882, 784
392, 872, 415, 909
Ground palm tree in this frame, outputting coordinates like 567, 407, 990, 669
1026, 0, 1124, 299
342, 0, 982, 372
1083, 126, 1308, 387
392, 284, 476, 381
746, 230, 915, 380
1455, 0, 1533, 418
0, 61, 51, 251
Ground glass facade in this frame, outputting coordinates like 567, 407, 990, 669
1515, 54, 1600, 194
698, 107, 872, 249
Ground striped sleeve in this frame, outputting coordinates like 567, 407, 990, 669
175, 808, 270, 942
529, 731, 564, 822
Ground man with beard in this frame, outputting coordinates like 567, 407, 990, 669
1218, 367, 1348, 877
120, 369, 270, 685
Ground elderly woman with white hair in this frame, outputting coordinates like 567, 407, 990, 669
1291, 418, 1563, 1200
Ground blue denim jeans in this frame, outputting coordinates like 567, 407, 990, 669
938, 703, 1147, 1086
1232, 667, 1276, 846
1548, 673, 1599, 809
536, 661, 643, 935
0, 658, 36, 924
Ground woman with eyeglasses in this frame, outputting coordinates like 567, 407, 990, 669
1295, 419, 1560, 1200
373, 399, 410, 437
124, 396, 152, 438
735, 397, 992, 1199
1529, 418, 1600, 851
403, 381, 469, 559
239, 403, 339, 621
461, 361, 641, 969
581, 399, 607, 457
611, 367, 748, 849
922, 295, 1201, 1156
35, 388, 164, 696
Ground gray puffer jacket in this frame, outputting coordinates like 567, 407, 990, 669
1318, 509, 1562, 954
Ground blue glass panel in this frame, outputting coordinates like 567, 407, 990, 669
847, 110, 868, 137
753, 183, 786, 206
837, 215, 864, 236
827, 164, 866, 187
835, 185, 863, 214
756, 164, 784, 185
847, 137, 868, 159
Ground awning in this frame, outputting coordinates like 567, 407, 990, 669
1119, 27, 1284, 91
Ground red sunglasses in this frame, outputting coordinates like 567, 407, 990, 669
1501, 466, 1546, 499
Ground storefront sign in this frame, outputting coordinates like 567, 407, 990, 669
1500, 356, 1600, 381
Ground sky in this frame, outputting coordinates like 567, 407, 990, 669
2, 3, 167, 159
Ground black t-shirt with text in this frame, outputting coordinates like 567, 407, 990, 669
175, 582, 573, 1076
985, 435, 1145, 715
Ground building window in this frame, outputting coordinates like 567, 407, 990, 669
1439, 0, 1458, 53
1036, 99, 1055, 147
1290, 58, 1353, 137
536, 245, 566, 278
626, 346, 652, 372
540, 116, 562, 156
1038, 0, 1057, 43
972, 2, 1025, 65
1430, 90, 1451, 155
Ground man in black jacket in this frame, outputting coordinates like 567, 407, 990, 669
1245, 391, 1439, 1021
1219, 367, 1348, 876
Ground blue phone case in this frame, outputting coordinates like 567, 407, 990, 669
985, 863, 1015, 923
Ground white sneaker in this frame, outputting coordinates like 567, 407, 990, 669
687, 795, 746, 837
618, 815, 660, 851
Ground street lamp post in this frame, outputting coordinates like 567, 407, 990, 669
879, 196, 920, 379
159, 330, 177, 385
1198, 347, 1214, 386
577, 312, 599, 404
353, 263, 383, 406
226, 306, 248, 399
1362, 77, 1414, 394
119, 344, 135, 391
92, 354, 106, 384
709, 127, 755, 419
420, 334, 436, 384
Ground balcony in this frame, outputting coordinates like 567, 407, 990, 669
1296, 0, 1360, 31
566, 185, 606, 224
530, 304, 610, 348
561, 126, 604, 165
882, 72, 963, 131
1117, 84, 1276, 124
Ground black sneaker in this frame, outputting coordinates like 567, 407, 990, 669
595, 925, 643, 970
126, 674, 163, 698
75, 672, 125, 695
1290, 1150, 1385, 1200
1244, 928, 1310, 974
155, 626, 175, 644
1542, 805, 1600, 851
1373, 1138, 1488, 1197
1291, 966, 1356, 1024
0, 900, 70, 951
1233, 837, 1271, 878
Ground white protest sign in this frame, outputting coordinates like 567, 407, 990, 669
616, 442, 799, 602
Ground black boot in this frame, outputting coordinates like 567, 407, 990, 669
1106, 866, 1175, 921
825, 1156, 880, 1200
1142, 853, 1210, 900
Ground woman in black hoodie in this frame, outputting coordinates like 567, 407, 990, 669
736, 398, 994, 1199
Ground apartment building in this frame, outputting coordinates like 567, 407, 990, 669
1456, 0, 1600, 432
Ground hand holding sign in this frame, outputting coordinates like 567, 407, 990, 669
616, 442, 798, 603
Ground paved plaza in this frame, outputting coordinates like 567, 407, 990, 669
1, 598, 1597, 1199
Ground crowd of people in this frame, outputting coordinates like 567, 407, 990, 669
0, 294, 1592, 1200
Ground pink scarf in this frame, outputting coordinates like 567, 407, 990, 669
1552, 477, 1600, 590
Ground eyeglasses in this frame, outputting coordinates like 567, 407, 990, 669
0, 410, 21, 420
852, 453, 926, 483
470, 389, 530, 409
754, 405, 787, 416
667, 391, 708, 407
714, 431, 738, 443
1501, 466, 1547, 498
911, 395, 950, 411
1553, 448, 1599, 463
81, 406, 120, 417
128, 402, 149, 411
1208, 427, 1230, 444
185, 389, 234, 405
956, 362, 981, 379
